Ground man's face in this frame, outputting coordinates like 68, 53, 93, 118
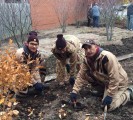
58, 47, 66, 53
83, 44, 97, 58
28, 41, 39, 52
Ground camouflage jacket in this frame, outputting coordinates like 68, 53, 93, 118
72, 50, 128, 97
16, 46, 42, 84
51, 35, 81, 77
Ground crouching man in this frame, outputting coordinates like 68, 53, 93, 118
70, 39, 133, 111
51, 34, 84, 86
15, 34, 46, 97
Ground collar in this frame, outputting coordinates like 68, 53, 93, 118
89, 47, 103, 62
23, 45, 38, 60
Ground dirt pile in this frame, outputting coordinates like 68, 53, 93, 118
102, 37, 133, 56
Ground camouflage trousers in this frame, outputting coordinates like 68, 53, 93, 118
56, 49, 84, 83
103, 87, 130, 111
85, 73, 130, 111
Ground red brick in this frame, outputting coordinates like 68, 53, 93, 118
29, 0, 95, 30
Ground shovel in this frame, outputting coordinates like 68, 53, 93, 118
104, 105, 107, 120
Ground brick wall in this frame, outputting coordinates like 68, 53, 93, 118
29, 0, 96, 30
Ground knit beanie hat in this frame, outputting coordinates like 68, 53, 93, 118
56, 34, 66, 50
29, 31, 38, 36
27, 35, 39, 44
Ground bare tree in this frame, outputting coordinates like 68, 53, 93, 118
73, 0, 89, 28
53, 0, 70, 33
0, 2, 32, 48
99, 0, 121, 41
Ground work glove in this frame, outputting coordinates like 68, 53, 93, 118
39, 68, 46, 76
70, 92, 77, 103
34, 83, 44, 91
70, 92, 86, 110
102, 95, 112, 106
69, 76, 75, 86
66, 64, 70, 73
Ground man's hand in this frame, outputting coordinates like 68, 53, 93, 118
102, 95, 112, 105
70, 92, 77, 103
69, 77, 75, 86
66, 64, 70, 73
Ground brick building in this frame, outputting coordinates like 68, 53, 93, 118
29, 0, 95, 30
30, 0, 126, 31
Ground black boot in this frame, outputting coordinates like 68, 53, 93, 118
27, 87, 39, 95
43, 84, 50, 90
127, 85, 133, 101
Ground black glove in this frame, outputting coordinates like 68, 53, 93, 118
102, 95, 112, 105
34, 83, 44, 91
70, 92, 77, 102
69, 77, 75, 86
66, 64, 70, 73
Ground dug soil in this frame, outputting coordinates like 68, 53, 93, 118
14, 36, 133, 120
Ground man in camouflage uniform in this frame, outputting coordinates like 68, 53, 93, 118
70, 39, 133, 111
16, 34, 46, 97
51, 34, 84, 86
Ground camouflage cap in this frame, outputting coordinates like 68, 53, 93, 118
82, 39, 96, 48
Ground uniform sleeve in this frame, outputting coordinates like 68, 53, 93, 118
69, 51, 77, 77
15, 48, 24, 63
16, 49, 41, 84
32, 52, 42, 84
72, 61, 88, 93
31, 69, 41, 84
105, 54, 120, 97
